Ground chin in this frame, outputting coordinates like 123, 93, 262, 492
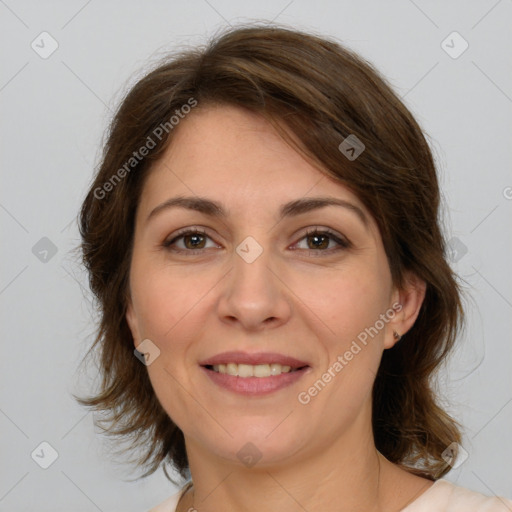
206, 419, 309, 469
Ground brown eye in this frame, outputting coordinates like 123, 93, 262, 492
163, 229, 218, 253
294, 229, 351, 253
306, 233, 330, 250
182, 233, 207, 249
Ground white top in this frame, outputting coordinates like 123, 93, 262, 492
148, 479, 512, 511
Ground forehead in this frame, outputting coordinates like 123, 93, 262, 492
151, 104, 322, 187
138, 104, 375, 231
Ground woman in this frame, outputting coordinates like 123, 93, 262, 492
77, 25, 512, 511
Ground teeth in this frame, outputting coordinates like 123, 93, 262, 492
227, 363, 238, 376
211, 363, 294, 377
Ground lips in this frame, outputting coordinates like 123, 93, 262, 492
199, 351, 310, 368
199, 351, 311, 395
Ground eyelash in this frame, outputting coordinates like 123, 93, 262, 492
162, 227, 351, 256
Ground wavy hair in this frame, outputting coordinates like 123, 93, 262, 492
76, 24, 464, 482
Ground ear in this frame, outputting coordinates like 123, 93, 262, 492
125, 295, 141, 347
384, 272, 426, 349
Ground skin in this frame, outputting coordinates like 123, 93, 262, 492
126, 104, 432, 512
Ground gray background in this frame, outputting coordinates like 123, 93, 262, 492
1, 1, 511, 510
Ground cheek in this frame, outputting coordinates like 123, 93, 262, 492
129, 261, 214, 408
291, 261, 391, 342
130, 260, 214, 342
292, 262, 391, 404
133, 268, 208, 429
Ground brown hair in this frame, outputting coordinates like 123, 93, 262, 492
77, 24, 464, 482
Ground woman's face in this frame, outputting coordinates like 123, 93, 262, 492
126, 104, 421, 469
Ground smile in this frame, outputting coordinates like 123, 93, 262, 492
206, 363, 305, 377
201, 365, 310, 395
199, 351, 311, 395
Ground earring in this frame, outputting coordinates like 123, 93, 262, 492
393, 330, 401, 341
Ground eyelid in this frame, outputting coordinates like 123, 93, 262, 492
292, 227, 351, 251
163, 226, 216, 248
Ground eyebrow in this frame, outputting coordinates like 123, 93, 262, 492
146, 195, 369, 228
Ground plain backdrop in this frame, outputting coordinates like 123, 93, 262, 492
1, 1, 511, 510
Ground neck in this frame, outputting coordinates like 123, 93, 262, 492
179, 406, 415, 512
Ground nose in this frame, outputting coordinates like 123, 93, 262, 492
216, 242, 292, 332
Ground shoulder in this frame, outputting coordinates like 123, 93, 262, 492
146, 483, 190, 512
402, 479, 512, 512
146, 479, 512, 512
